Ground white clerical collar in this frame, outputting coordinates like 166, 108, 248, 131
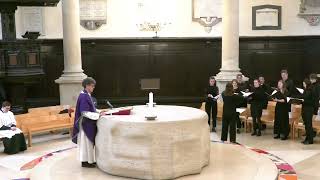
81, 90, 91, 96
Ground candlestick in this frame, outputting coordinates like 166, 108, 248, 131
149, 92, 153, 108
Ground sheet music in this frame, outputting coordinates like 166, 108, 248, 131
236, 108, 246, 114
296, 87, 304, 94
271, 90, 277, 96
287, 97, 304, 103
241, 92, 253, 97
103, 107, 133, 115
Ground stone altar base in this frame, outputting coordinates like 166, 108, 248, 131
96, 106, 210, 180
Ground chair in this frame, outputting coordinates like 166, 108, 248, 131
261, 101, 276, 126
290, 104, 302, 140
293, 112, 320, 140
217, 101, 223, 121
245, 104, 252, 133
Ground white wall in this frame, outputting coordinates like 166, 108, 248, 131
0, 0, 320, 40
241, 0, 320, 37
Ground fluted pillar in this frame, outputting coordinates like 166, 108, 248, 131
55, 0, 87, 106
215, 0, 244, 91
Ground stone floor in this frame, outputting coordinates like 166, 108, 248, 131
0, 126, 319, 180
28, 142, 278, 180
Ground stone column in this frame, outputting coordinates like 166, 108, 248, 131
215, 0, 244, 91
55, 0, 87, 106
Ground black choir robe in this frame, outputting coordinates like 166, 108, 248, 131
273, 91, 290, 137
205, 86, 219, 128
261, 83, 272, 109
311, 82, 320, 115
301, 88, 316, 143
249, 87, 268, 118
285, 79, 295, 96
249, 87, 268, 131
221, 93, 244, 142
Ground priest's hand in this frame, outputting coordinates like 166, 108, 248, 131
100, 111, 108, 116
11, 127, 16, 131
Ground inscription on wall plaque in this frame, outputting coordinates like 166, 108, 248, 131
80, 0, 107, 30
252, 5, 282, 30
192, 0, 222, 33
20, 7, 45, 35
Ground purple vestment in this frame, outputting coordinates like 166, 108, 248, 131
72, 90, 97, 144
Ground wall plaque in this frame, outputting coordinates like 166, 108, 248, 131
298, 0, 320, 26
80, 0, 107, 30
20, 7, 45, 35
192, 0, 222, 33
252, 5, 282, 30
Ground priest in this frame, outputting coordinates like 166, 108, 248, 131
0, 101, 27, 154
72, 77, 105, 168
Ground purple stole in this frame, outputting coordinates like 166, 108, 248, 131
72, 90, 97, 145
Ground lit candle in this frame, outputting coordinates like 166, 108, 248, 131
149, 92, 153, 108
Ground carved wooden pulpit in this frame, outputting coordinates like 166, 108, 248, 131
0, 0, 60, 113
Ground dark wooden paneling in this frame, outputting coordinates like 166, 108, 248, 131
1, 37, 320, 108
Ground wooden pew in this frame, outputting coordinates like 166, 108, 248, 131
14, 106, 74, 147
28, 105, 67, 115
25, 114, 73, 147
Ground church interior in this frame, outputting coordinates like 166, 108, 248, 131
1, 0, 320, 180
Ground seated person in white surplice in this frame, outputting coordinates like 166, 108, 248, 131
72, 77, 106, 168
0, 101, 27, 154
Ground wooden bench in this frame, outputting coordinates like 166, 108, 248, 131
14, 106, 74, 147
28, 105, 70, 115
